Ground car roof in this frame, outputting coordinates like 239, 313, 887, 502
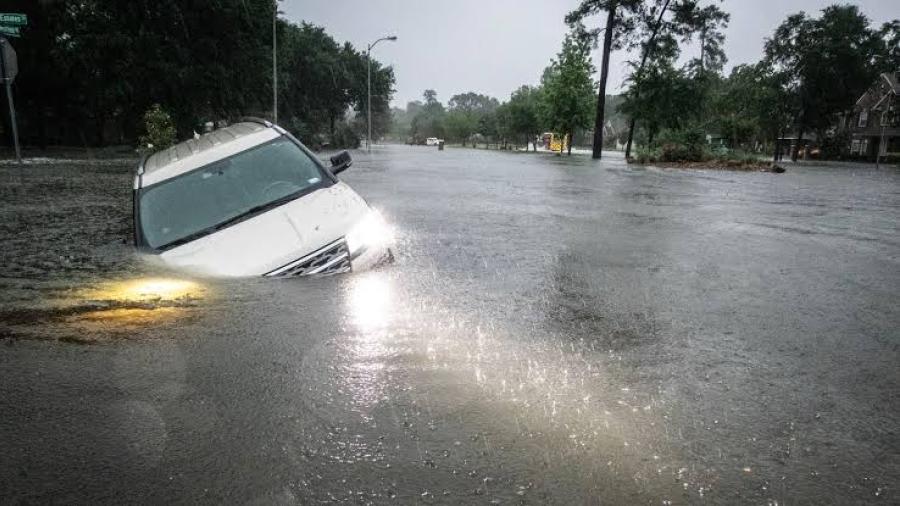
138, 121, 281, 187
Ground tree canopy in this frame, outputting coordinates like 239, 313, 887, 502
540, 32, 596, 155
8, 1, 394, 148
445, 92, 499, 146
764, 5, 896, 142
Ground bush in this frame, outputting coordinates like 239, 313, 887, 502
656, 127, 707, 162
331, 121, 361, 149
820, 132, 850, 159
634, 146, 662, 163
632, 136, 768, 167
138, 104, 176, 153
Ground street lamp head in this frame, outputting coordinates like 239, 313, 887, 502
386, 36, 398, 41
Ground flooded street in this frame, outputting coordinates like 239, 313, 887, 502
1, 146, 898, 504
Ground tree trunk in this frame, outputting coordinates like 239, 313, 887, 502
792, 126, 804, 162
94, 117, 104, 147
567, 131, 573, 156
624, 0, 672, 160
699, 27, 706, 74
625, 118, 637, 159
329, 114, 336, 144
773, 130, 780, 162
592, 4, 617, 159
38, 108, 48, 150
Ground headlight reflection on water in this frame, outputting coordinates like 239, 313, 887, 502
328, 273, 703, 500
66, 277, 206, 331
338, 272, 399, 415
88, 278, 203, 303
347, 273, 394, 332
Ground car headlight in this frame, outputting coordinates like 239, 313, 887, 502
346, 210, 393, 255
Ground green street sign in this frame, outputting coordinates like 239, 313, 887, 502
0, 13, 27, 26
0, 26, 20, 38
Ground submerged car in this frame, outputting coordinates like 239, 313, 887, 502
133, 119, 393, 278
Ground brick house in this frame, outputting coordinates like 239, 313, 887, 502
848, 71, 899, 159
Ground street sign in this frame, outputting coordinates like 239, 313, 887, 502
0, 25, 19, 38
0, 38, 15, 82
0, 13, 27, 26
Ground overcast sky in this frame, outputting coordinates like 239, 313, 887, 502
281, 0, 898, 108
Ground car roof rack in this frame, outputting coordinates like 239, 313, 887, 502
239, 116, 274, 128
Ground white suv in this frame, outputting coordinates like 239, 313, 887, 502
133, 119, 393, 277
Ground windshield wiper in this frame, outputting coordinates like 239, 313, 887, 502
217, 191, 307, 228
158, 191, 307, 250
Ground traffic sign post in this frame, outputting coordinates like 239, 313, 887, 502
0, 14, 25, 163
0, 37, 21, 163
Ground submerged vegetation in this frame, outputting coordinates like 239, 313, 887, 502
632, 127, 776, 171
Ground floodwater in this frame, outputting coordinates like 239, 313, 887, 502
1, 146, 898, 504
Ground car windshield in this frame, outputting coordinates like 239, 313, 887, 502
139, 137, 326, 249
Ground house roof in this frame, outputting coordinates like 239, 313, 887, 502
855, 71, 899, 107
884, 71, 900, 95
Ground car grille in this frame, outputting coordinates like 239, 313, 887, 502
265, 238, 351, 278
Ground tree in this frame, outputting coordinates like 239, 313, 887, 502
622, 0, 676, 159
410, 90, 446, 141
8, 2, 394, 149
566, 0, 644, 159
444, 110, 475, 145
477, 110, 499, 148
138, 104, 176, 152
765, 5, 890, 160
677, 1, 730, 75
622, 0, 730, 158
493, 103, 514, 149
711, 63, 793, 156
875, 20, 900, 70
347, 46, 395, 143
505, 85, 543, 151
618, 62, 701, 145
541, 32, 596, 155
445, 92, 499, 146
389, 102, 419, 140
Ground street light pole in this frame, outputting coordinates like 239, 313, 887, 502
273, 1, 278, 124
366, 48, 370, 151
366, 35, 397, 152
876, 93, 892, 169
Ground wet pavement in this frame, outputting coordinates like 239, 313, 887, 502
1, 146, 898, 504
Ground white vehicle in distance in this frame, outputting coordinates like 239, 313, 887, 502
425, 137, 442, 146
133, 118, 393, 278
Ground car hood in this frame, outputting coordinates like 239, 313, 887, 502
156, 182, 370, 277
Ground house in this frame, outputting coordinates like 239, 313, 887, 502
848, 71, 899, 160
774, 132, 819, 160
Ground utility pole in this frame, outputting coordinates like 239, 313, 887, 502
366, 35, 397, 152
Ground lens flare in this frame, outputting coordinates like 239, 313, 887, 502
346, 210, 394, 255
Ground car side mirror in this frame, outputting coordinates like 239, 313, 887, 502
330, 150, 352, 174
